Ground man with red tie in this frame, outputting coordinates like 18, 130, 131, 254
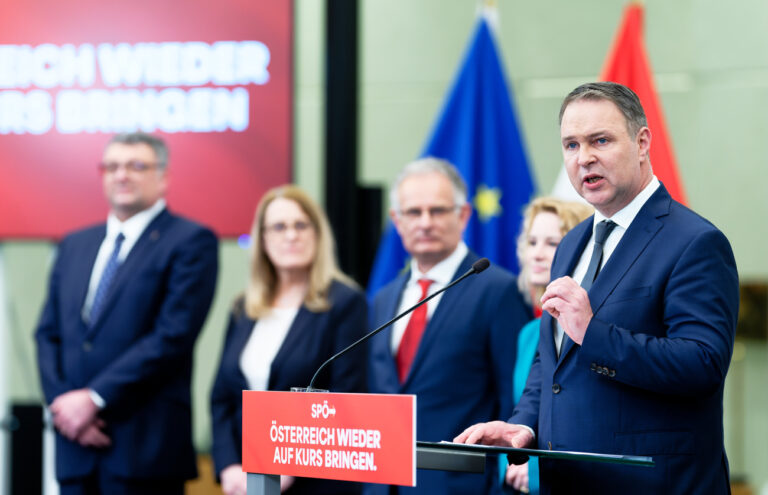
366, 158, 530, 494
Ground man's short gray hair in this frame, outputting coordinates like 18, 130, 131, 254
107, 132, 169, 170
389, 157, 468, 213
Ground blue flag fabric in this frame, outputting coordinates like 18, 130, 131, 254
367, 17, 536, 298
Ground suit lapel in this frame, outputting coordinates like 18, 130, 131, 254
551, 221, 593, 363
270, 306, 313, 387
587, 208, 665, 314
232, 312, 256, 389
383, 274, 409, 329
555, 219, 595, 282
73, 227, 106, 316
86, 210, 170, 334
380, 274, 409, 391
400, 254, 475, 388
559, 187, 671, 362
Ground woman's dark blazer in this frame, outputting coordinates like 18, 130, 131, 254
210, 280, 367, 494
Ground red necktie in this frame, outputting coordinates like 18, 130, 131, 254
396, 279, 433, 383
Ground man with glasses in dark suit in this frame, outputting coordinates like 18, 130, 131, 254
36, 132, 218, 495
366, 158, 530, 494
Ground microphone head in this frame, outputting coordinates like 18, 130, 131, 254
472, 258, 490, 273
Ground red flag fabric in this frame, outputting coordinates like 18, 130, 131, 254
600, 3, 688, 205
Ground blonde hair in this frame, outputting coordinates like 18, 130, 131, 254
516, 197, 594, 305
244, 185, 355, 319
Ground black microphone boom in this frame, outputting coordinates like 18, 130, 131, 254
306, 257, 490, 391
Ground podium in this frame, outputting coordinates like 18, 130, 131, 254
241, 391, 653, 495
245, 442, 484, 495
246, 441, 653, 494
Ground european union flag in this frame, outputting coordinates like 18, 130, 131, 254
367, 15, 536, 297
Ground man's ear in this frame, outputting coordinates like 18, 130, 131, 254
636, 126, 652, 163
458, 202, 472, 228
389, 208, 402, 234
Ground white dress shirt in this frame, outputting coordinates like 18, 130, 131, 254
553, 176, 660, 354
81, 199, 166, 322
390, 241, 469, 354
239, 307, 299, 391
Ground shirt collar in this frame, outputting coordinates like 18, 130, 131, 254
408, 241, 469, 286
593, 176, 660, 231
106, 198, 166, 241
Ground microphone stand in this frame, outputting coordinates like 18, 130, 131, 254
304, 258, 490, 391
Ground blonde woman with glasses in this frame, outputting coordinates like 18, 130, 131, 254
211, 185, 366, 495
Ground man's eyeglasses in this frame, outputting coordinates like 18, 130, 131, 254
263, 221, 314, 236
398, 205, 460, 220
98, 161, 158, 173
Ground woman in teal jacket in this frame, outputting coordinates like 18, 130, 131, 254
502, 197, 592, 494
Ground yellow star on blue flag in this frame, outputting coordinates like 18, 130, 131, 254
473, 185, 502, 222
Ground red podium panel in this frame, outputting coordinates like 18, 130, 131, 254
243, 391, 416, 486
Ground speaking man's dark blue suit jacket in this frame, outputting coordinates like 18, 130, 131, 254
210, 280, 367, 494
511, 185, 739, 494
36, 208, 218, 482
367, 251, 530, 495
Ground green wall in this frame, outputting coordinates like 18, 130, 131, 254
3, 0, 767, 491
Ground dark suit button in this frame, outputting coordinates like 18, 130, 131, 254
590, 362, 597, 371
552, 384, 561, 394
82, 341, 92, 352
609, 369, 616, 378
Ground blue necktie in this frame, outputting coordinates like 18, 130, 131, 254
89, 233, 125, 324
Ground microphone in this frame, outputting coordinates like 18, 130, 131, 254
306, 257, 490, 391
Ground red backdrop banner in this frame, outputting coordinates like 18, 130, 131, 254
0, 0, 292, 238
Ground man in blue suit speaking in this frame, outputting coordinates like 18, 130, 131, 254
367, 158, 530, 494
36, 132, 219, 494
456, 82, 739, 494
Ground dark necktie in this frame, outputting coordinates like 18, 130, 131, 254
581, 220, 617, 291
396, 279, 433, 383
557, 220, 617, 357
89, 232, 125, 324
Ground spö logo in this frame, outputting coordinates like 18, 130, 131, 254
311, 400, 336, 419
